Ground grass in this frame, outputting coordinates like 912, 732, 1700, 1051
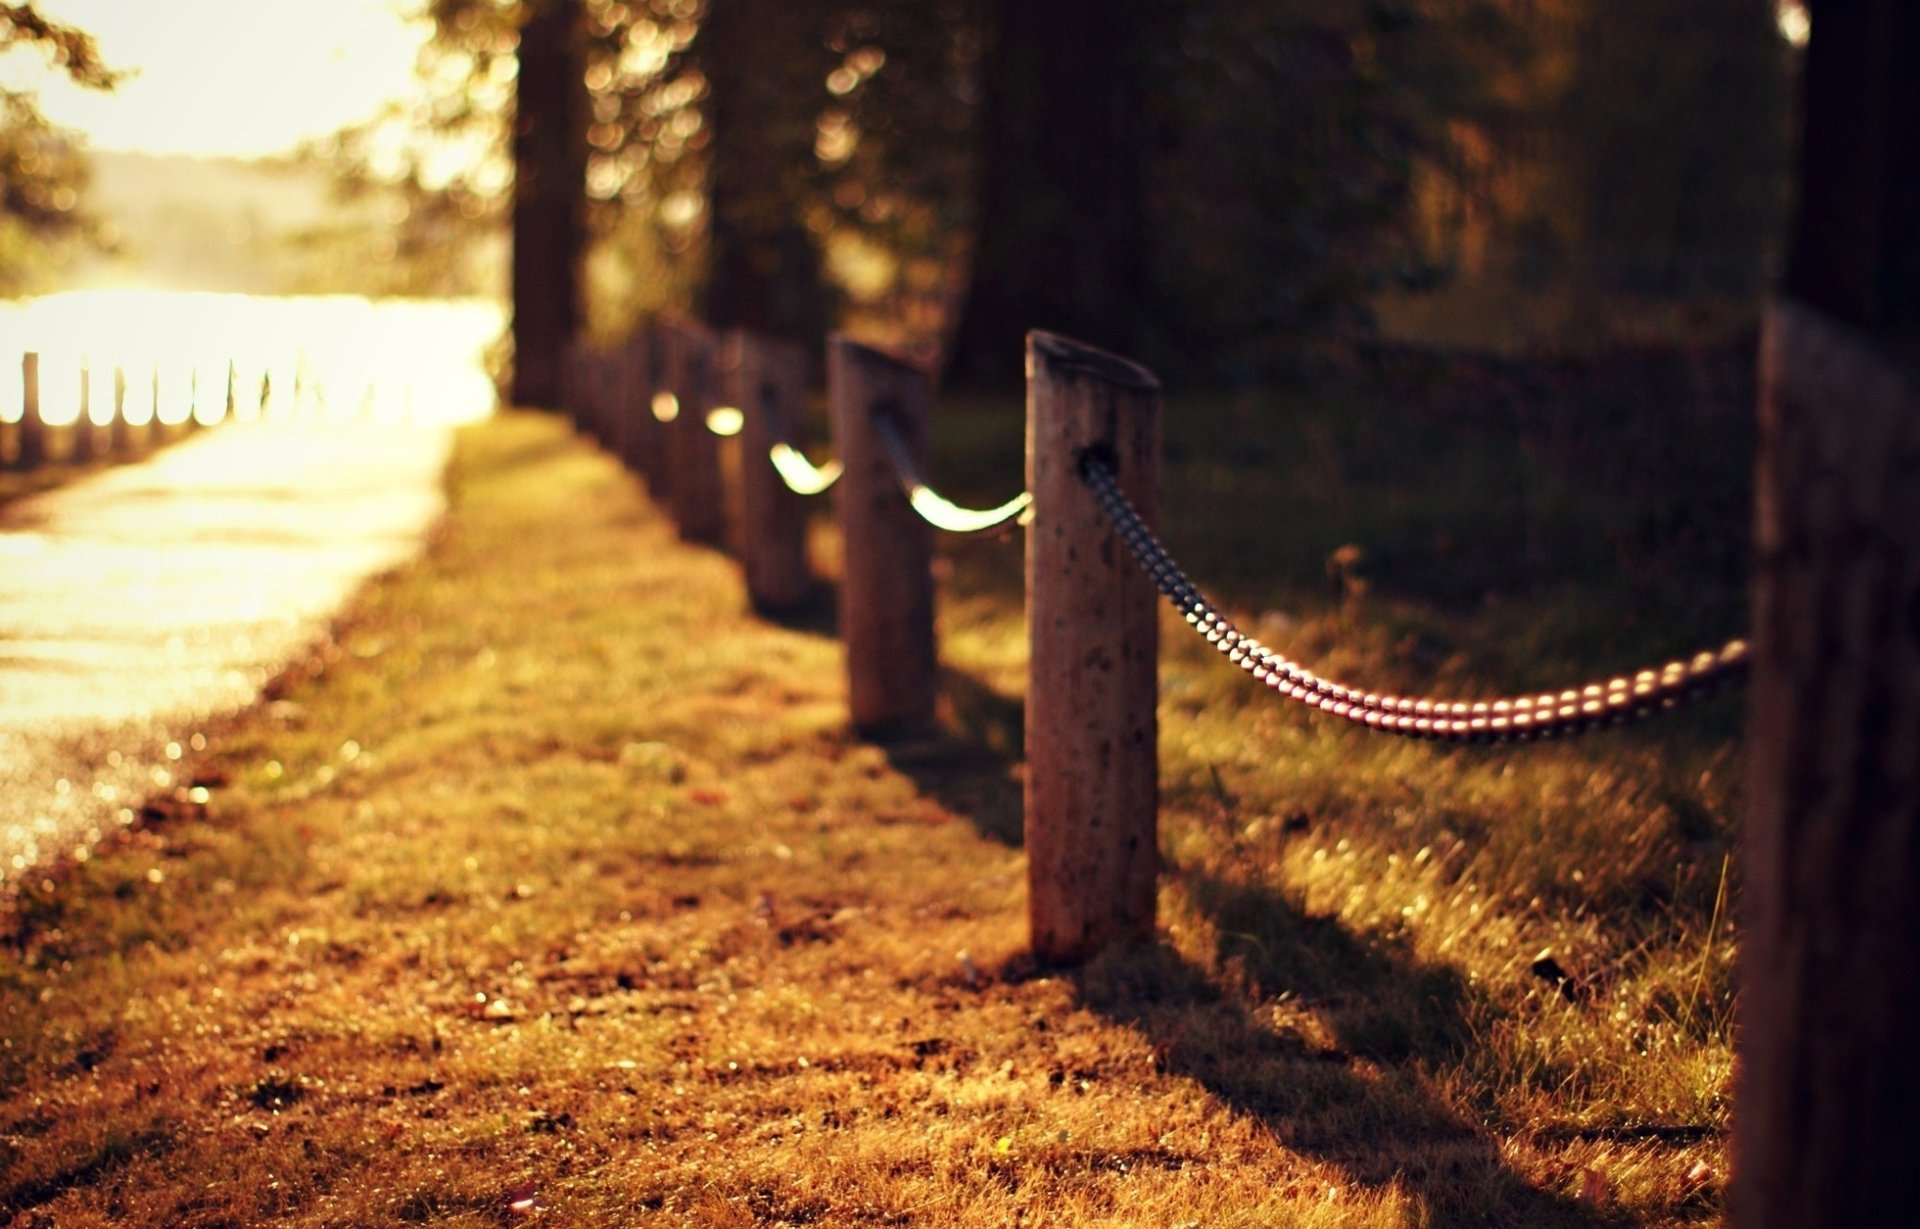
0, 366, 1747, 1226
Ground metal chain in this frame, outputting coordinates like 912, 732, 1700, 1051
1079, 454, 1748, 743
770, 443, 842, 496
757, 397, 842, 495
873, 414, 1033, 534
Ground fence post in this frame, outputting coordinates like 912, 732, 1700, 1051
17, 352, 45, 470
728, 329, 812, 614
662, 321, 725, 546
1732, 3, 1920, 1222
621, 324, 661, 485
829, 334, 937, 735
71, 364, 95, 463
110, 366, 132, 454
1025, 330, 1162, 963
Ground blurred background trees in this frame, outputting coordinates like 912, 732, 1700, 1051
312, 0, 1799, 394
0, 2, 118, 294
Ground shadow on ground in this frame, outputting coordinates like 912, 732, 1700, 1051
878, 665, 1026, 847
1067, 867, 1612, 1229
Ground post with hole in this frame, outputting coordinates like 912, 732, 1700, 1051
829, 335, 937, 736
727, 329, 812, 614
1025, 330, 1162, 964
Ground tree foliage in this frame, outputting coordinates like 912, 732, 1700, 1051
0, 2, 120, 294
355, 0, 1791, 380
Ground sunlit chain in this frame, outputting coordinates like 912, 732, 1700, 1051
756, 397, 841, 496
873, 413, 1033, 534
770, 444, 842, 496
1079, 454, 1749, 743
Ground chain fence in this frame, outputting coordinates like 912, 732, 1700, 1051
1079, 453, 1748, 743
871, 414, 1032, 534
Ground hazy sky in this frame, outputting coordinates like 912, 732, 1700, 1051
17, 0, 425, 158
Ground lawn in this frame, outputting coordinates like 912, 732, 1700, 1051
0, 360, 1747, 1226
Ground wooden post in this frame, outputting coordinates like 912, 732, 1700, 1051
70, 365, 95, 463
621, 325, 661, 485
830, 335, 937, 735
728, 329, 812, 613
662, 321, 725, 546
149, 363, 166, 445
110, 366, 133, 454
1733, 4, 1920, 1226
17, 352, 45, 470
1025, 330, 1161, 964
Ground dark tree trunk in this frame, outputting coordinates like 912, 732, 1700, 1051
1734, 4, 1920, 1227
508, 0, 587, 409
943, 0, 1167, 388
695, 0, 834, 352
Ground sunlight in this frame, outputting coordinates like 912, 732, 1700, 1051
4, 291, 503, 429
1776, 1, 1810, 48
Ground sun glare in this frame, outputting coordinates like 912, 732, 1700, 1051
3, 291, 502, 429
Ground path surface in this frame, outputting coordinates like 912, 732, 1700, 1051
0, 418, 454, 888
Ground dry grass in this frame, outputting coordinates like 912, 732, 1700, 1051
1, 396, 1742, 1227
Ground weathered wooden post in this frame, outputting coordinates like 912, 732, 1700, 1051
830, 335, 937, 735
70, 364, 95, 463
17, 352, 45, 470
662, 321, 725, 545
1025, 331, 1161, 963
1733, 3, 1920, 1226
727, 329, 812, 614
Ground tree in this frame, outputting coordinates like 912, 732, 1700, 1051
0, 2, 119, 293
942, 0, 1166, 387
692, 0, 836, 347
509, 0, 589, 406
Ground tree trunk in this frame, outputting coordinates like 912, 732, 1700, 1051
1733, 4, 1920, 1226
695, 0, 834, 353
943, 0, 1165, 388
508, 0, 587, 409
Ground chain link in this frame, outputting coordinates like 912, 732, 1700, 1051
873, 414, 1032, 534
1079, 454, 1748, 743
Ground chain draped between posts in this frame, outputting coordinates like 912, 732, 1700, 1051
1079, 452, 1749, 743
871, 413, 1033, 534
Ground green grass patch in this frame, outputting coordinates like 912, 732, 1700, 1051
1, 389, 1742, 1226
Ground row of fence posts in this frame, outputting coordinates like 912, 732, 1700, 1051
562, 322, 1159, 963
1, 351, 280, 472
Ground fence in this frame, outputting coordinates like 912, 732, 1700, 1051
561, 320, 1749, 963
1, 350, 302, 474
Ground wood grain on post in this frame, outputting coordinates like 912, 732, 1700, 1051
727, 329, 812, 614
829, 334, 937, 735
17, 352, 45, 470
1733, 6, 1920, 1226
1735, 303, 1920, 1229
662, 321, 725, 546
1025, 330, 1161, 964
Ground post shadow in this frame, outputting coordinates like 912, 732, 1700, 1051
1061, 865, 1629, 1229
